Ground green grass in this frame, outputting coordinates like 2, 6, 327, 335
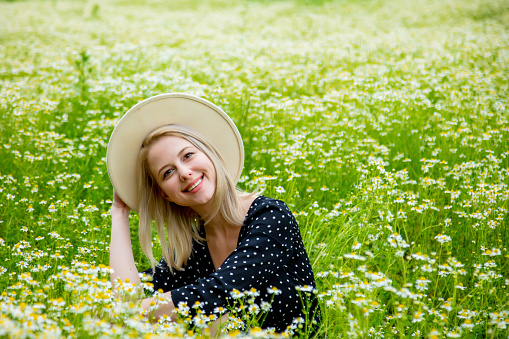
0, 0, 508, 337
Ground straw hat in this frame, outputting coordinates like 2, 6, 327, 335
106, 93, 244, 211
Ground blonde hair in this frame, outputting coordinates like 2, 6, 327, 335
137, 124, 248, 273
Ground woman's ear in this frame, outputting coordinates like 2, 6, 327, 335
160, 191, 171, 201
154, 184, 171, 201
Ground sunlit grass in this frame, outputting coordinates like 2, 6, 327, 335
0, 0, 508, 337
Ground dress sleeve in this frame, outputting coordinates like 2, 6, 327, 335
170, 200, 296, 314
141, 239, 214, 293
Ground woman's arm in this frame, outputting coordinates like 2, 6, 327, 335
109, 191, 176, 320
109, 190, 140, 286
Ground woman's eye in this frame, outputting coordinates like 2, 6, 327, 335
184, 152, 193, 160
163, 169, 173, 179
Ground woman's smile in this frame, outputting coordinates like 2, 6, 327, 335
183, 175, 203, 193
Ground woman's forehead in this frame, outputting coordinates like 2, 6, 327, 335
148, 136, 195, 157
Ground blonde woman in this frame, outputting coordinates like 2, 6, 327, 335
107, 93, 319, 333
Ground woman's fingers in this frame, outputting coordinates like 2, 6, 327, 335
113, 190, 125, 206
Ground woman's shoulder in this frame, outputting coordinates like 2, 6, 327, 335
245, 195, 295, 222
249, 194, 286, 209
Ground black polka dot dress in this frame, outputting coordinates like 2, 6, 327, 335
142, 196, 319, 332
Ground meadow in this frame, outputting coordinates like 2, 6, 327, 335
0, 0, 508, 337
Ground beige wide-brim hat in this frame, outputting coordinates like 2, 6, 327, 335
106, 93, 244, 212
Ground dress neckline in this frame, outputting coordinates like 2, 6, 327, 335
203, 195, 264, 272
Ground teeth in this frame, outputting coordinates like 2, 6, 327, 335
187, 178, 202, 192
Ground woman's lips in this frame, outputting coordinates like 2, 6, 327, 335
183, 175, 203, 192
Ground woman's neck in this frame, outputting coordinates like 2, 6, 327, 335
202, 194, 257, 236
203, 213, 231, 237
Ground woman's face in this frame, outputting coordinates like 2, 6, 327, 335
147, 135, 216, 215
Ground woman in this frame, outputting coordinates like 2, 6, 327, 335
107, 93, 319, 334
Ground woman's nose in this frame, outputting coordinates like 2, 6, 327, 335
178, 166, 192, 181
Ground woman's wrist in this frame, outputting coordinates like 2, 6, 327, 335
110, 206, 130, 218
141, 292, 175, 321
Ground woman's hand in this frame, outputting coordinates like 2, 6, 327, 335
111, 190, 131, 216
141, 291, 176, 322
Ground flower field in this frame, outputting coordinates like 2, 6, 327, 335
1, 0, 508, 337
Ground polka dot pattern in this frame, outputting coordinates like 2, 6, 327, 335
142, 196, 318, 331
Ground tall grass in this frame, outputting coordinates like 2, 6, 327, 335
0, 0, 508, 337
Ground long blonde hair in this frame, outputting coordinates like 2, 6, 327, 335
137, 124, 247, 273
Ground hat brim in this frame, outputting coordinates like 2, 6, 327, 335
106, 93, 244, 212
